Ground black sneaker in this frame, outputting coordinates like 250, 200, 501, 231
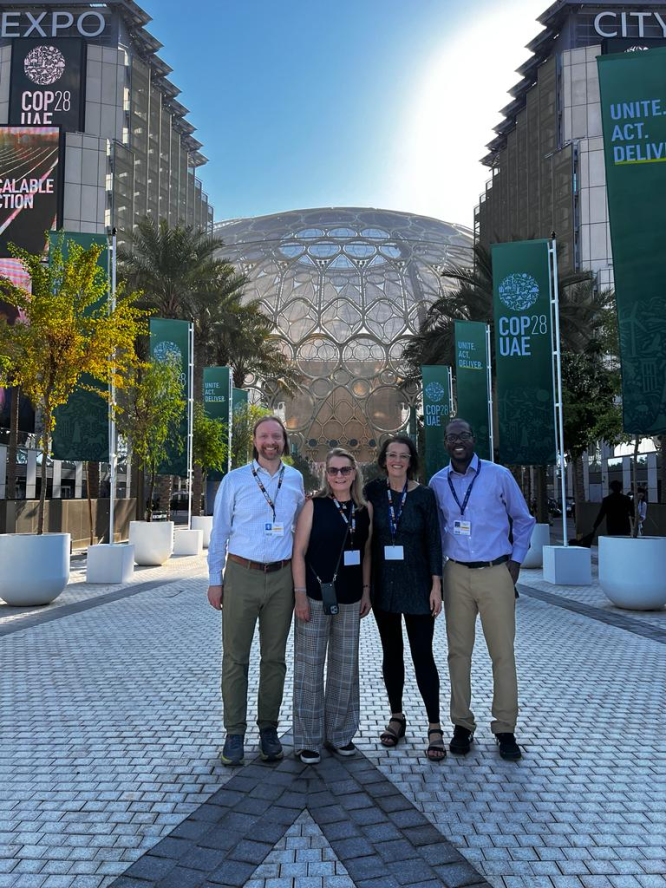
496, 732, 522, 760
298, 749, 321, 765
259, 727, 284, 762
326, 741, 356, 757
449, 725, 474, 755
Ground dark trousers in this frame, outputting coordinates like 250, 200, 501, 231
373, 608, 440, 723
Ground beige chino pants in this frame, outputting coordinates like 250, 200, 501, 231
221, 559, 294, 735
444, 560, 518, 734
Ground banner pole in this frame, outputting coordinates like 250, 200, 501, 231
485, 323, 495, 462
187, 323, 194, 529
108, 229, 117, 545
549, 237, 568, 547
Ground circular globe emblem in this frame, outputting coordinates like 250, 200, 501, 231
24, 45, 66, 86
153, 341, 182, 364
498, 273, 540, 311
425, 381, 446, 403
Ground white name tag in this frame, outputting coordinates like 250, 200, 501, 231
264, 522, 284, 537
453, 520, 472, 537
344, 550, 361, 566
384, 545, 404, 561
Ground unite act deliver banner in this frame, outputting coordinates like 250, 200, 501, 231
597, 47, 666, 434
204, 367, 232, 481
454, 320, 491, 460
492, 240, 556, 466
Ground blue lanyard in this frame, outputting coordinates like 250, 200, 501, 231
447, 461, 481, 517
252, 463, 285, 523
387, 480, 408, 544
332, 498, 356, 546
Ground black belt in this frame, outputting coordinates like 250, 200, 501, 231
448, 555, 510, 570
228, 553, 291, 573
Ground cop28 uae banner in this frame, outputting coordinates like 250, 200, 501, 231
597, 48, 666, 434
150, 318, 191, 477
421, 365, 452, 482
492, 240, 556, 466
204, 366, 232, 481
454, 320, 492, 460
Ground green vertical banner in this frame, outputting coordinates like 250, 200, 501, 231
454, 320, 491, 460
150, 318, 190, 476
422, 365, 452, 482
598, 48, 666, 434
204, 367, 232, 481
51, 232, 110, 462
492, 240, 555, 465
233, 387, 249, 413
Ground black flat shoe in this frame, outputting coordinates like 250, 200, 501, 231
496, 732, 522, 760
449, 725, 474, 755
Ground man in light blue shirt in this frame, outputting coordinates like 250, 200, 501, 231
429, 418, 535, 761
207, 417, 305, 766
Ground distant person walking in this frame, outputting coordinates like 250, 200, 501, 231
429, 419, 535, 761
207, 416, 305, 767
592, 480, 634, 536
637, 489, 648, 537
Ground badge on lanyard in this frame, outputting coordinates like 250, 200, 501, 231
264, 522, 285, 537
447, 462, 480, 535
386, 480, 408, 560
344, 550, 361, 566
453, 520, 471, 537
254, 463, 285, 529
333, 498, 360, 567
384, 545, 404, 561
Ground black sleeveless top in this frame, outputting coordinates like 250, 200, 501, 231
304, 497, 370, 604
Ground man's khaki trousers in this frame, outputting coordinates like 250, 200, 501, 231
443, 560, 518, 734
221, 559, 294, 735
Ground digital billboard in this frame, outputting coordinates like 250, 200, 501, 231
9, 38, 86, 131
0, 126, 61, 258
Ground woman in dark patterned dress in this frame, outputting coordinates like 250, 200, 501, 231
365, 435, 444, 761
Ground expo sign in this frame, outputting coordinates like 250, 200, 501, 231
1, 10, 106, 38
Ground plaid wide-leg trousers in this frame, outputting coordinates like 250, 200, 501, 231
293, 599, 361, 753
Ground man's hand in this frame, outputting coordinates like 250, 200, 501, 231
507, 560, 520, 585
294, 591, 310, 622
207, 585, 223, 610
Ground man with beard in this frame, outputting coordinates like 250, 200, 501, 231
429, 419, 535, 761
208, 416, 305, 766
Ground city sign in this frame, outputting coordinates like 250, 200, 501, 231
10, 39, 85, 131
0, 10, 106, 38
594, 11, 666, 38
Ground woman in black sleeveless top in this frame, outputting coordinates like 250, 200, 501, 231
292, 448, 372, 765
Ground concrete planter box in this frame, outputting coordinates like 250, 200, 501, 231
191, 516, 213, 548
173, 528, 204, 556
543, 545, 592, 586
128, 521, 174, 566
86, 544, 135, 584
0, 533, 70, 606
599, 535, 666, 610
522, 523, 551, 569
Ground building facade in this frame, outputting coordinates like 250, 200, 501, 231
476, 0, 666, 286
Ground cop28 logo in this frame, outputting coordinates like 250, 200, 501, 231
424, 381, 446, 403
24, 45, 66, 85
498, 273, 540, 312
153, 341, 182, 364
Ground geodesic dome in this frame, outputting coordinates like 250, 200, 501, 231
215, 208, 473, 462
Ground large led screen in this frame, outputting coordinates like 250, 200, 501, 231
9, 38, 85, 131
0, 126, 61, 258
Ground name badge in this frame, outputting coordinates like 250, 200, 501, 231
344, 550, 361, 566
264, 522, 284, 537
384, 545, 404, 561
453, 520, 472, 537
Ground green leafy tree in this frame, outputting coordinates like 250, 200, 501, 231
288, 451, 320, 493
0, 238, 147, 534
193, 403, 228, 487
117, 357, 185, 521
230, 402, 271, 468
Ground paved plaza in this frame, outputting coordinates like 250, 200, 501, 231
1, 547, 664, 888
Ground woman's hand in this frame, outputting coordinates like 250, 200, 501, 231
430, 585, 442, 617
294, 591, 311, 622
360, 592, 372, 618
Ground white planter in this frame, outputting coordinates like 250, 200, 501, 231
521, 523, 551, 569
191, 516, 213, 548
599, 535, 666, 610
0, 533, 70, 606
173, 528, 203, 556
128, 521, 174, 566
543, 545, 592, 586
86, 544, 135, 584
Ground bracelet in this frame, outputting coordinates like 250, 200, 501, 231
294, 587, 307, 593
363, 584, 370, 589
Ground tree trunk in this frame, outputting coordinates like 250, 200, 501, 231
631, 435, 639, 538
192, 464, 203, 517
7, 385, 19, 499
535, 465, 549, 523
86, 462, 94, 546
157, 474, 172, 520
573, 455, 585, 536
146, 470, 155, 522
38, 434, 49, 535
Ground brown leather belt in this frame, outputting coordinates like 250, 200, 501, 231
228, 553, 291, 573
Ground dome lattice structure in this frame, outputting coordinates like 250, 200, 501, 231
215, 208, 473, 462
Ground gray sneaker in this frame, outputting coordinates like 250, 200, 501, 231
221, 734, 245, 766
259, 727, 283, 762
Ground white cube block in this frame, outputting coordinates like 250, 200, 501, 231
86, 544, 135, 584
521, 523, 551, 569
542, 545, 592, 586
173, 529, 204, 556
191, 516, 213, 548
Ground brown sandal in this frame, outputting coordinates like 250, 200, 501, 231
380, 715, 406, 748
426, 728, 446, 762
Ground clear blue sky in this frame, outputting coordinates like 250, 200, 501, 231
141, 0, 541, 227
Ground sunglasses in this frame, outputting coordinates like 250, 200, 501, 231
327, 466, 355, 476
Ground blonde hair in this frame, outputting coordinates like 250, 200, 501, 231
315, 447, 367, 509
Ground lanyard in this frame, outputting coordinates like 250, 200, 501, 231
387, 480, 408, 544
332, 498, 356, 545
447, 461, 481, 517
252, 462, 285, 523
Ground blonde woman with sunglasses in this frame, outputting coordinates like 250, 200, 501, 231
292, 448, 373, 764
